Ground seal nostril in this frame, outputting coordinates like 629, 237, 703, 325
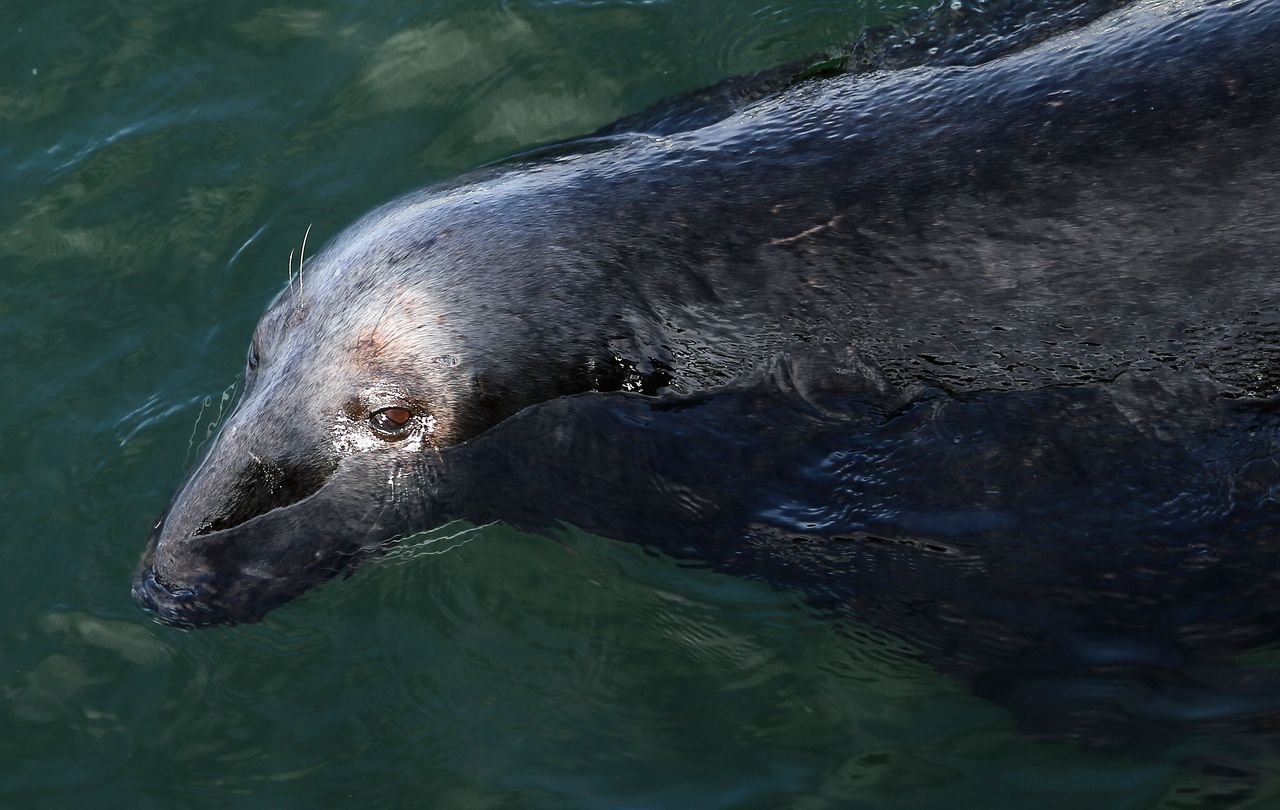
148, 569, 197, 601
133, 568, 217, 628
132, 577, 157, 611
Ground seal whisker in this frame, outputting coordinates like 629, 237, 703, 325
384, 521, 498, 563
297, 222, 312, 310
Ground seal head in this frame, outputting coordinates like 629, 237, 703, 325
133, 191, 629, 625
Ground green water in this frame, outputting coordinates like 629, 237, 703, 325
2, 1, 1277, 807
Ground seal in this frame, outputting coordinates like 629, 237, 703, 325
134, 0, 1280, 630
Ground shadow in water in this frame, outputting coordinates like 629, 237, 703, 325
438, 366, 1280, 746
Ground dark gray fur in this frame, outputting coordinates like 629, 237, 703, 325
136, 0, 1280, 636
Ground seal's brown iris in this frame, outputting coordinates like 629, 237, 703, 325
370, 406, 413, 438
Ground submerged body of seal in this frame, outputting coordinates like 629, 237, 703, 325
136, 0, 1280, 736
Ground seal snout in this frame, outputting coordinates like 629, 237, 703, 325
192, 453, 336, 537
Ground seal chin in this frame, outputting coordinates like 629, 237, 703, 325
132, 562, 297, 627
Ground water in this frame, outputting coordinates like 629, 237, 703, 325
4, 0, 1280, 807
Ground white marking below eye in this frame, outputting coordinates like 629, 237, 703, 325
330, 419, 430, 454
331, 429, 386, 454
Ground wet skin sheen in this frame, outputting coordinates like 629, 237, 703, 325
135, 0, 1280, 736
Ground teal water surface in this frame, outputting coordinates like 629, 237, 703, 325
3, 1, 1279, 807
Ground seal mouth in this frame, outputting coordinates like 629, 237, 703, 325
132, 562, 290, 628
132, 567, 220, 628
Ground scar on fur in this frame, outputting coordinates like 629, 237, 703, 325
354, 289, 418, 364
769, 215, 843, 246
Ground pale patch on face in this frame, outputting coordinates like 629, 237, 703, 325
309, 277, 468, 455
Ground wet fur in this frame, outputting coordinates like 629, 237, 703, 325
137, 0, 1280, 661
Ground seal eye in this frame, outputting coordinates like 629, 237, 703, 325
370, 406, 414, 438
